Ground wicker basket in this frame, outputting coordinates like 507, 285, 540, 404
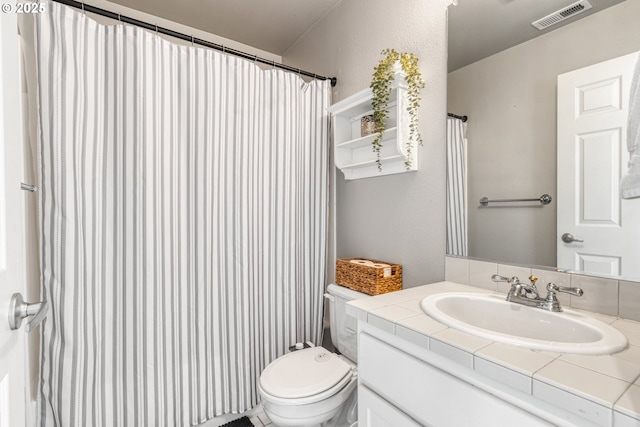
335, 258, 402, 296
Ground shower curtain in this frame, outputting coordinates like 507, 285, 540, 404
34, 3, 330, 426
446, 117, 468, 256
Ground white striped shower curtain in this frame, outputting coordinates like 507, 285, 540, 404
446, 117, 468, 256
35, 3, 330, 426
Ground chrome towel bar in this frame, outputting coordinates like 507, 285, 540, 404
21, 182, 37, 192
479, 194, 552, 206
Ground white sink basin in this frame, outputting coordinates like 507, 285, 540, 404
420, 292, 628, 355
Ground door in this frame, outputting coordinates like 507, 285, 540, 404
557, 52, 640, 278
0, 12, 28, 427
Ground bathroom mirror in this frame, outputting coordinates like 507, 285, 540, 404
446, 0, 640, 279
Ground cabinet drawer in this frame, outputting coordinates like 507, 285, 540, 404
359, 332, 550, 426
359, 386, 421, 427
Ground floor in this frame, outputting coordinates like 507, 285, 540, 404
198, 403, 272, 427
247, 409, 273, 427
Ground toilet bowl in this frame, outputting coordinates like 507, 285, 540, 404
258, 346, 357, 426
258, 284, 367, 426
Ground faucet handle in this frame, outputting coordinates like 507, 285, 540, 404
491, 275, 520, 285
546, 282, 584, 297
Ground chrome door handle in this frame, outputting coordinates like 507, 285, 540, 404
561, 233, 584, 243
8, 293, 48, 332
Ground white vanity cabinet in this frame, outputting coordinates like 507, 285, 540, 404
357, 323, 582, 427
327, 72, 416, 180
359, 386, 421, 427
350, 282, 640, 427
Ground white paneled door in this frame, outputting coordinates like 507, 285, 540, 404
0, 13, 28, 427
557, 52, 640, 278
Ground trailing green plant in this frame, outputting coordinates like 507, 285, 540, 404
370, 49, 425, 170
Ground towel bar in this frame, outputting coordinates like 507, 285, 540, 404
479, 194, 552, 206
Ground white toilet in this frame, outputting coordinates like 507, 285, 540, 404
258, 284, 368, 426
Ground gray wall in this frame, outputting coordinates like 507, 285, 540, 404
448, 0, 640, 267
283, 0, 451, 287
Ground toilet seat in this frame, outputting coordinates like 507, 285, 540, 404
259, 347, 353, 405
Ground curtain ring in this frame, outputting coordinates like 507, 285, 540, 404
118, 13, 122, 22
81, 1, 85, 15
155, 24, 158, 34
191, 35, 194, 46
253, 54, 258, 64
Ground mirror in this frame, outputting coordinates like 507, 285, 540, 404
446, 0, 640, 279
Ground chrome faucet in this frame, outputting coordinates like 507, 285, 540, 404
492, 274, 541, 306
491, 274, 583, 312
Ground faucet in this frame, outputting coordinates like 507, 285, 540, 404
491, 274, 583, 312
492, 274, 541, 306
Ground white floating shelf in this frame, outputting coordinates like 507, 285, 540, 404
335, 127, 398, 150
327, 73, 417, 180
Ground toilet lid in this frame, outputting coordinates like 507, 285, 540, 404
260, 347, 352, 399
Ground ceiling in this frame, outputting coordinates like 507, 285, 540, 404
108, 0, 343, 55
448, 0, 626, 71
109, 0, 626, 69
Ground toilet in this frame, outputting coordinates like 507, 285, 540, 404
258, 284, 368, 426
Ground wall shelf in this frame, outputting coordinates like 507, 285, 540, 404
328, 73, 416, 180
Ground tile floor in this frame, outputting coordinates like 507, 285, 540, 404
248, 409, 272, 427
199, 403, 272, 427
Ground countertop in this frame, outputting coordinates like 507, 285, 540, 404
346, 281, 640, 427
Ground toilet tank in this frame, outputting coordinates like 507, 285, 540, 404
326, 284, 369, 362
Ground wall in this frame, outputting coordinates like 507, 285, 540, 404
18, 14, 42, 406
283, 0, 451, 287
448, 0, 640, 267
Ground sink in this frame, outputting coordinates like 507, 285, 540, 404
420, 292, 628, 355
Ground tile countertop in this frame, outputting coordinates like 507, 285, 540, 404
345, 281, 640, 427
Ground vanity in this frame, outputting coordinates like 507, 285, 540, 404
347, 281, 640, 427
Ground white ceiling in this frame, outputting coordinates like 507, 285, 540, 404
448, 0, 626, 71
108, 0, 343, 55
109, 0, 626, 69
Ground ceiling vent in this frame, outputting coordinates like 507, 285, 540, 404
532, 0, 593, 30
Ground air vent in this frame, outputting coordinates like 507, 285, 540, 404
532, 0, 592, 30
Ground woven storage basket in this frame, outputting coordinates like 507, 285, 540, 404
335, 258, 402, 296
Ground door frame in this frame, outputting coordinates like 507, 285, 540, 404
0, 11, 30, 427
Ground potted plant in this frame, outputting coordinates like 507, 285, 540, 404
370, 49, 425, 170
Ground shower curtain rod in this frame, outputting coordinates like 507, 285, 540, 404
52, 0, 338, 87
448, 113, 468, 122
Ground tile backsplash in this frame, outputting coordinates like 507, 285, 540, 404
445, 255, 640, 322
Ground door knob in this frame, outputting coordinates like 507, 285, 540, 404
561, 233, 584, 244
8, 293, 48, 332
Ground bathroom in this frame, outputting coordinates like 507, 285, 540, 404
1, 0, 639, 426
